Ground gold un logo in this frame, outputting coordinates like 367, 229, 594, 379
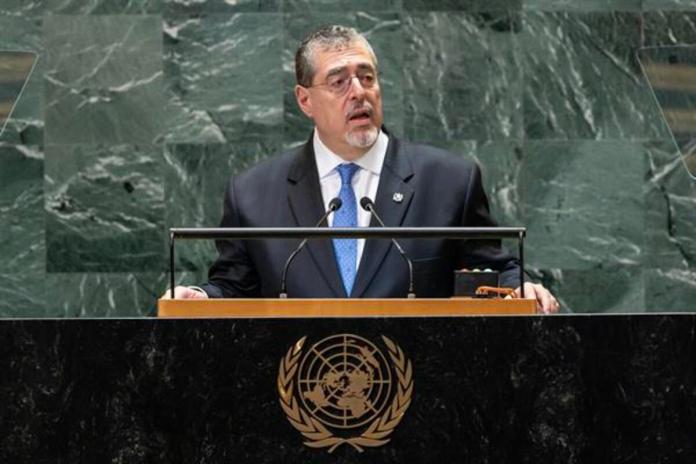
277, 334, 413, 453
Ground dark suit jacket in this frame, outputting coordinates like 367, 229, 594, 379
201, 133, 520, 298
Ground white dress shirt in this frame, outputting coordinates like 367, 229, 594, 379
314, 129, 389, 267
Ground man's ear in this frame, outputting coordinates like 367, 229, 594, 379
295, 85, 313, 118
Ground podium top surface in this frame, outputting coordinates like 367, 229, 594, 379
157, 298, 537, 318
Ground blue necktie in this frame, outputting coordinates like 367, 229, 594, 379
332, 163, 360, 296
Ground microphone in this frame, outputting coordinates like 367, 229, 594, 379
279, 197, 342, 298
359, 197, 415, 299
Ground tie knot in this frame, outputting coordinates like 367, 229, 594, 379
337, 163, 359, 185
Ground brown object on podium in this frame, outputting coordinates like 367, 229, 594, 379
157, 298, 536, 318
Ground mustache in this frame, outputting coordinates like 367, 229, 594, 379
345, 104, 374, 121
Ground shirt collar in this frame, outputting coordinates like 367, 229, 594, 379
314, 129, 389, 179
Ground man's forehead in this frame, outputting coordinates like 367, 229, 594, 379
315, 44, 376, 74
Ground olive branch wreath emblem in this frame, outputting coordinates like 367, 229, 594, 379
277, 335, 413, 453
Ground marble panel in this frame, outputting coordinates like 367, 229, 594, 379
403, 0, 522, 11
163, 0, 279, 14
445, 140, 524, 226
43, 272, 170, 316
521, 140, 645, 270
644, 140, 696, 269
0, 17, 43, 145
43, 15, 164, 144
521, 12, 667, 140
522, 265, 646, 314
644, 269, 696, 311
642, 11, 696, 46
163, 13, 283, 144
403, 12, 523, 144
642, 0, 696, 10
42, 0, 161, 14
282, 12, 403, 148
523, 0, 641, 11
163, 140, 281, 272
283, 0, 401, 11
45, 144, 164, 272
0, 145, 46, 316
0, 0, 45, 18
547, 267, 645, 313
475, 142, 526, 227
36, 271, 204, 317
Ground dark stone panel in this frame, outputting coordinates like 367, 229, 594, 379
45, 144, 164, 272
403, 12, 523, 144
283, 0, 401, 12
523, 0, 641, 11
162, 13, 283, 144
520, 140, 645, 270
403, 0, 522, 11
645, 269, 696, 311
0, 17, 43, 145
644, 140, 696, 270
163, 140, 282, 272
0, 145, 46, 316
42, 0, 161, 14
521, 12, 666, 140
283, 12, 403, 148
43, 15, 165, 144
163, 0, 279, 14
1, 317, 696, 461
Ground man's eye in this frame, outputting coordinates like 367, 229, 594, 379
329, 77, 346, 88
361, 74, 375, 83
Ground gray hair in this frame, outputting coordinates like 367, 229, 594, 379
295, 25, 378, 87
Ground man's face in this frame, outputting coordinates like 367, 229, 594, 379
295, 42, 384, 159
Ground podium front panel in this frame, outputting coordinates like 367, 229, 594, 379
1, 316, 695, 463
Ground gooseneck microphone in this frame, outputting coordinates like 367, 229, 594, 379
279, 197, 342, 298
359, 197, 416, 299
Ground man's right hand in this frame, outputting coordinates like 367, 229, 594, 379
160, 286, 208, 300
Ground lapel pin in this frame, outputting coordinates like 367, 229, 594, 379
392, 192, 404, 203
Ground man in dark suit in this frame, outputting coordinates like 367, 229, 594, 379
164, 25, 558, 313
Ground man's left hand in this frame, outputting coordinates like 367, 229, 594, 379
511, 283, 559, 314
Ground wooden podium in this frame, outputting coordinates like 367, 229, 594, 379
157, 298, 536, 318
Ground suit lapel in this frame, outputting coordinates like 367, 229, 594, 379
287, 137, 346, 297
351, 136, 414, 297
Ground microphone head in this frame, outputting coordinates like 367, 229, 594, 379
328, 197, 342, 211
359, 196, 373, 211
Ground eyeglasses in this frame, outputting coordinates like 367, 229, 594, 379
308, 68, 378, 96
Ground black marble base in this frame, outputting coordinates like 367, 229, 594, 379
1, 316, 695, 463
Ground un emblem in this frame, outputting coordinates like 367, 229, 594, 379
277, 334, 413, 453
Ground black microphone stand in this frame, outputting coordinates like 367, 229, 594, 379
279, 198, 342, 298
360, 197, 416, 299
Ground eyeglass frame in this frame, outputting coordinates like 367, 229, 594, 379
304, 64, 379, 96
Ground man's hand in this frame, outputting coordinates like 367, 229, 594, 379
510, 282, 559, 314
160, 286, 208, 300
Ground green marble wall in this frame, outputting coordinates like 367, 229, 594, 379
1, 0, 694, 316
